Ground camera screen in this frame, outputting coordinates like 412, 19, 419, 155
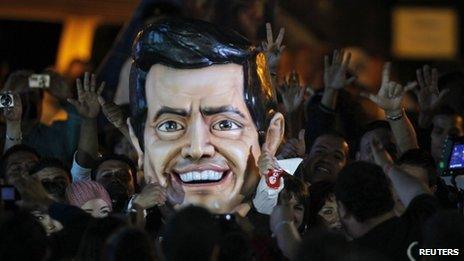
1, 187, 15, 201
449, 144, 464, 169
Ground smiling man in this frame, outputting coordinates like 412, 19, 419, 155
128, 18, 284, 213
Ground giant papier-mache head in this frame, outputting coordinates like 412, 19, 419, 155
129, 18, 282, 213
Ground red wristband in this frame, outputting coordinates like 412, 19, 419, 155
266, 169, 285, 189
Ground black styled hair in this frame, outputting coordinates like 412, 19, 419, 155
396, 149, 438, 187
91, 154, 137, 181
162, 206, 221, 261
130, 18, 277, 151
29, 157, 69, 176
1, 144, 39, 175
335, 162, 394, 222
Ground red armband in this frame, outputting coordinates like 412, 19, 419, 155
266, 169, 285, 189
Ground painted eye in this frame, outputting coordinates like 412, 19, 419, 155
212, 120, 241, 131
157, 121, 184, 132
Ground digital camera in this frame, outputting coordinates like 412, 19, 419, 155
438, 135, 464, 176
28, 74, 50, 88
0, 93, 14, 108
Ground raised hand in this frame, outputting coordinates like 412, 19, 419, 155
261, 22, 285, 72
258, 148, 279, 176
415, 65, 449, 113
13, 173, 53, 210
67, 72, 105, 119
132, 182, 167, 209
324, 49, 356, 90
362, 62, 416, 112
4, 70, 33, 92
45, 70, 73, 101
3, 93, 22, 122
276, 71, 306, 113
277, 129, 306, 159
98, 96, 127, 130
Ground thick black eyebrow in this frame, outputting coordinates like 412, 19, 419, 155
154, 106, 190, 121
200, 106, 246, 118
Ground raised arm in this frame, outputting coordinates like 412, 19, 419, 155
371, 138, 431, 207
321, 49, 356, 110
415, 65, 449, 128
67, 72, 105, 168
270, 190, 301, 260
362, 62, 419, 154
261, 22, 285, 85
3, 93, 23, 152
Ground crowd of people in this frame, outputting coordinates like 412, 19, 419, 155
1, 0, 464, 261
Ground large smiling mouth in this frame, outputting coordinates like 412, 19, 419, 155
174, 170, 230, 185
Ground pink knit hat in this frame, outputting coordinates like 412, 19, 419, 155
66, 181, 113, 211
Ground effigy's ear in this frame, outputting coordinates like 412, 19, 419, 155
127, 117, 144, 170
262, 112, 285, 156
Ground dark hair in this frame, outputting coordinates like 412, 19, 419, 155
130, 18, 277, 150
1, 144, 39, 175
396, 149, 438, 187
281, 174, 309, 205
103, 227, 157, 261
75, 216, 127, 261
296, 228, 388, 261
162, 206, 220, 261
0, 211, 48, 261
310, 130, 349, 155
335, 162, 394, 222
306, 181, 335, 229
356, 120, 394, 154
91, 154, 137, 182
29, 157, 69, 176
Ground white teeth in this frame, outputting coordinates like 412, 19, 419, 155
179, 170, 224, 182
201, 171, 208, 180
194, 171, 201, 180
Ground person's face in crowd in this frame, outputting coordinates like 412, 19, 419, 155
431, 114, 464, 161
95, 160, 135, 203
31, 210, 63, 236
306, 135, 349, 183
318, 194, 342, 231
113, 138, 138, 164
288, 195, 305, 228
34, 167, 70, 202
81, 198, 111, 218
137, 64, 282, 213
357, 128, 395, 163
4, 151, 39, 184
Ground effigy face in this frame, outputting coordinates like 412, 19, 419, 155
142, 63, 261, 213
129, 18, 282, 214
